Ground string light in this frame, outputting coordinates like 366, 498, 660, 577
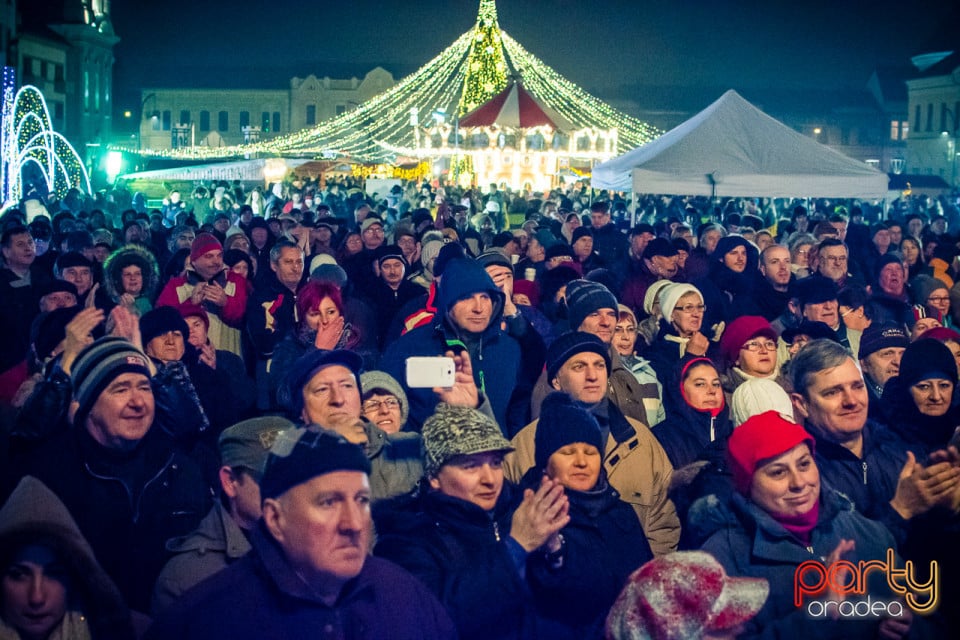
124, 0, 660, 163
1, 79, 92, 201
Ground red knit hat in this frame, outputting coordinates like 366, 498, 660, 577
727, 410, 814, 494
606, 551, 769, 640
190, 232, 222, 261
719, 315, 777, 365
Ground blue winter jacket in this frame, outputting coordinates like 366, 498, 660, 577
380, 258, 520, 432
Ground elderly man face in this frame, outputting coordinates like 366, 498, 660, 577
300, 365, 365, 441
263, 471, 372, 601
818, 245, 848, 283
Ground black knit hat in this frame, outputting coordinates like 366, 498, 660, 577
564, 279, 618, 332
545, 331, 611, 382
71, 337, 152, 427
55, 251, 92, 274
544, 243, 575, 262
793, 275, 838, 307
898, 338, 958, 388
260, 428, 371, 500
376, 244, 407, 268
139, 306, 190, 347
571, 227, 593, 244
535, 392, 604, 471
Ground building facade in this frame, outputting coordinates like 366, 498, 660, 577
6, 0, 118, 157
137, 68, 396, 152
905, 51, 960, 187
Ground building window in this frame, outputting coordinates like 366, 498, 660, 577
915, 105, 921, 131
261, 111, 270, 132
239, 111, 250, 128
53, 101, 64, 122
162, 110, 171, 131
273, 111, 281, 132
103, 74, 110, 106
218, 111, 228, 132
200, 111, 210, 131
83, 70, 90, 111
901, 121, 909, 140
336, 105, 346, 116
93, 73, 100, 112
927, 104, 934, 132
890, 120, 899, 141
306, 105, 316, 125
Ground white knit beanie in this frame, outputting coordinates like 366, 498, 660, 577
659, 282, 703, 323
730, 378, 795, 427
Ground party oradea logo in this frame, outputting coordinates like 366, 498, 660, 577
794, 549, 938, 618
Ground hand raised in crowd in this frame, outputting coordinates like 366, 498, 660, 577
203, 282, 228, 307
878, 607, 913, 640
84, 282, 100, 309
314, 316, 344, 350
61, 307, 104, 375
190, 282, 207, 305
822, 538, 856, 620
889, 451, 960, 519
925, 445, 960, 512
108, 305, 139, 344
686, 331, 710, 356
434, 349, 479, 409
510, 475, 570, 553
119, 292, 136, 308
488, 267, 517, 318
198, 342, 217, 369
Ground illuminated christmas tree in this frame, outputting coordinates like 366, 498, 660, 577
135, 0, 659, 163
459, 0, 509, 115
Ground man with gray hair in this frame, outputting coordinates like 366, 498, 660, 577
789, 338, 958, 529
147, 429, 456, 639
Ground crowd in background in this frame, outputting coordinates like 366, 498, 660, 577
0, 174, 959, 639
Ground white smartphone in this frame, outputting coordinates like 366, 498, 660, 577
406, 356, 456, 388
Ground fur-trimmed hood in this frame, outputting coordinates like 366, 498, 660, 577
102, 243, 160, 303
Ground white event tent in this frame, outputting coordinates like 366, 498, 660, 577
591, 90, 889, 199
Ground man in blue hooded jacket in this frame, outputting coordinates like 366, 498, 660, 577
380, 257, 521, 433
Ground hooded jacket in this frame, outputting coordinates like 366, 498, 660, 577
655, 356, 733, 471
102, 243, 160, 315
380, 258, 520, 432
0, 477, 136, 639
695, 235, 760, 329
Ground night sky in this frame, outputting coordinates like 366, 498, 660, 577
110, 0, 957, 119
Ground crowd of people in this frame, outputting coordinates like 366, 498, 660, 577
0, 175, 959, 639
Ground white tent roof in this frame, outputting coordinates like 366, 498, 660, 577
592, 90, 889, 198
120, 158, 309, 183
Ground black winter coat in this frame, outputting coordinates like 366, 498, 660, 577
520, 468, 652, 640
375, 485, 539, 640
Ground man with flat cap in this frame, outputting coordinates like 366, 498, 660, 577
147, 429, 456, 639
152, 415, 295, 614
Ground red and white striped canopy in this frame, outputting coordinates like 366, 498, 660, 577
459, 82, 567, 130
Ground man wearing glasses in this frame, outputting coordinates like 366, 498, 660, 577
816, 238, 864, 289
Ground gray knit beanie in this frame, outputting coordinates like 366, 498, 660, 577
422, 404, 513, 477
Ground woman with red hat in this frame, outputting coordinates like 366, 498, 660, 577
700, 411, 915, 639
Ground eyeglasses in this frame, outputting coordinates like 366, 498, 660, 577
614, 325, 637, 334
928, 296, 950, 303
741, 340, 777, 352
363, 397, 400, 412
675, 304, 706, 314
